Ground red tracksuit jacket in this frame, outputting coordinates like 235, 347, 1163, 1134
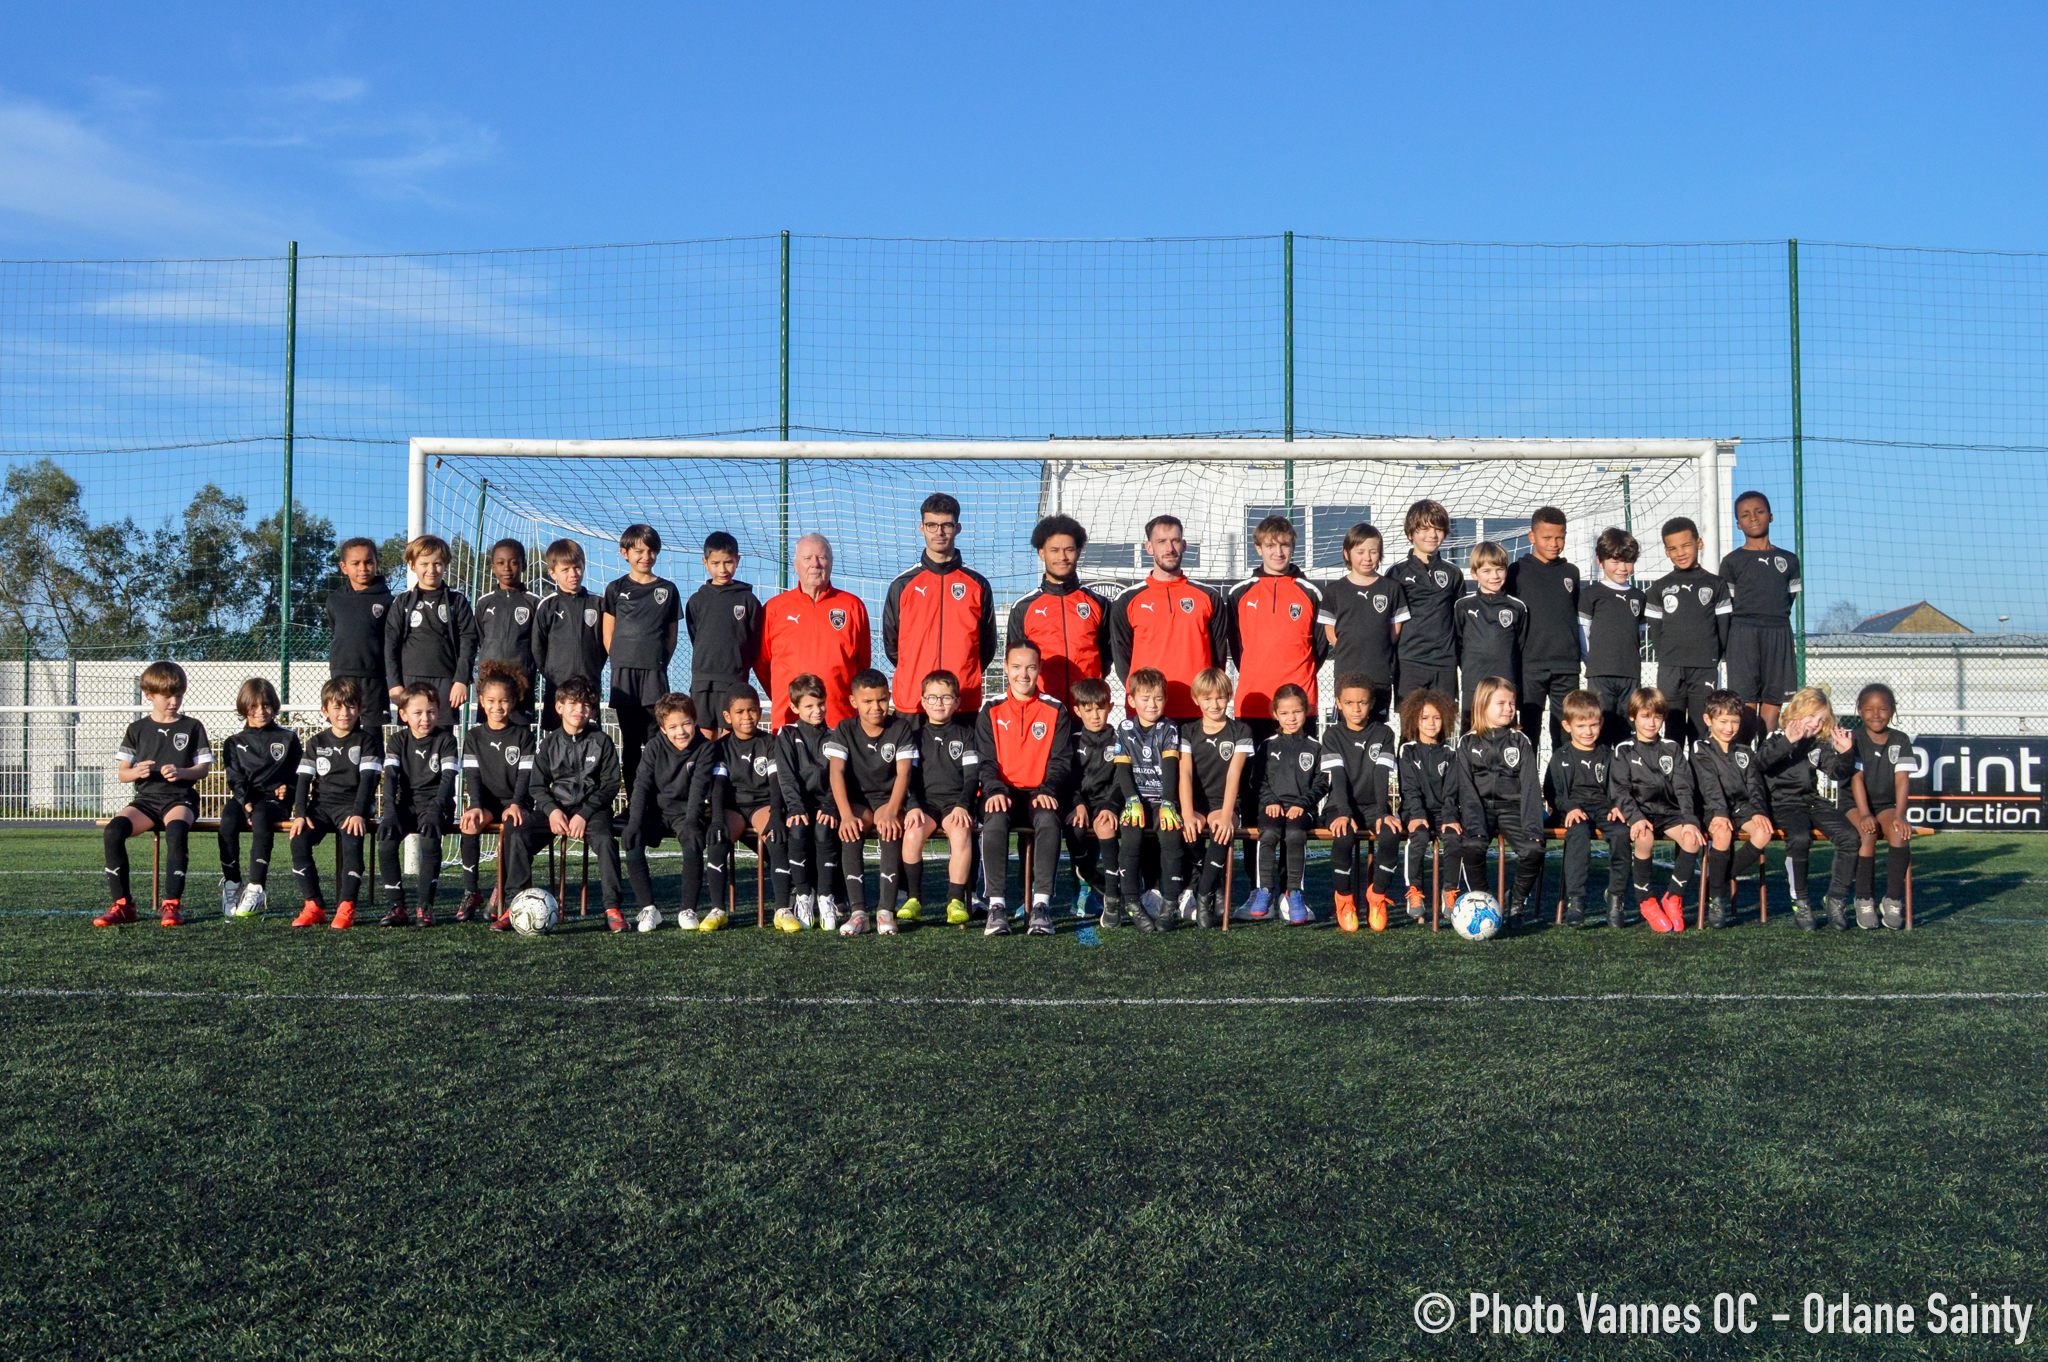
1109, 574, 1228, 719
1227, 565, 1333, 718
882, 553, 998, 714
975, 690, 1073, 799
759, 585, 873, 728
1006, 576, 1112, 706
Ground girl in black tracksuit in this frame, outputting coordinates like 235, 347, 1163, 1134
1759, 686, 1860, 927
1255, 685, 1329, 907
1396, 689, 1464, 917
1453, 676, 1545, 925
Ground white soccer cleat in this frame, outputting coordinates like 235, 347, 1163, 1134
818, 897, 841, 932
839, 909, 870, 937
1139, 888, 1164, 920
794, 893, 816, 930
876, 907, 898, 936
676, 909, 700, 931
636, 905, 661, 933
222, 882, 243, 918
1178, 889, 1198, 922
233, 883, 266, 919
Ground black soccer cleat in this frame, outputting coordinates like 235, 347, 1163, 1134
1198, 892, 1223, 930
379, 904, 410, 928
1793, 898, 1818, 932
1824, 894, 1850, 931
1707, 895, 1732, 929
1098, 897, 1127, 929
1563, 897, 1586, 928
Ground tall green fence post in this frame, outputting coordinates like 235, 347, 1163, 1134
281, 241, 297, 706
1283, 231, 1295, 517
779, 230, 791, 592
1788, 239, 1806, 683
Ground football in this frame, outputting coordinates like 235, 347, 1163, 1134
507, 887, 561, 937
1451, 890, 1504, 941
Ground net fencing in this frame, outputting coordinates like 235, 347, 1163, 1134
5, 234, 2048, 815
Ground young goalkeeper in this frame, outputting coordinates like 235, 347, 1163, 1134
1759, 686, 1859, 931
1063, 676, 1123, 922
622, 693, 723, 932
1182, 667, 1253, 927
902, 670, 980, 927
773, 674, 841, 931
1322, 672, 1401, 932
1253, 684, 1328, 926
1544, 688, 1626, 927
1112, 667, 1184, 932
378, 683, 459, 926
825, 668, 918, 936
456, 661, 533, 923
1453, 676, 1544, 930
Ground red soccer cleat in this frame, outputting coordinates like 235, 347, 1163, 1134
330, 902, 355, 931
1662, 892, 1688, 933
1365, 887, 1393, 933
94, 899, 137, 928
453, 891, 484, 924
158, 898, 183, 928
606, 907, 627, 933
293, 901, 328, 929
1405, 886, 1427, 917
1640, 896, 1671, 932
1333, 892, 1359, 933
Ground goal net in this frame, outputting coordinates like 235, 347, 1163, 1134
412, 437, 1735, 704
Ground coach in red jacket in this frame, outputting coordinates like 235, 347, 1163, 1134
882, 493, 998, 714
1109, 514, 1226, 719
1228, 514, 1333, 733
1006, 513, 1111, 706
759, 533, 873, 728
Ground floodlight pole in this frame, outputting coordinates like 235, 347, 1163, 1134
1282, 231, 1295, 510
281, 240, 297, 705
779, 229, 791, 591
1788, 238, 1807, 684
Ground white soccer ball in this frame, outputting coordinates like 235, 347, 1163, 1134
507, 887, 561, 937
1451, 890, 1503, 941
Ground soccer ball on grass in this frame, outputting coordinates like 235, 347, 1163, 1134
1451, 890, 1503, 941
507, 887, 561, 937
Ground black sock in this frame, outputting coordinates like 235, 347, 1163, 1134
1856, 853, 1876, 900
1885, 841, 1911, 901
1633, 854, 1655, 896
948, 879, 970, 906
1668, 848, 1699, 898
162, 822, 189, 901
1707, 846, 1732, 898
103, 821, 132, 904
903, 845, 924, 902
1732, 842, 1760, 883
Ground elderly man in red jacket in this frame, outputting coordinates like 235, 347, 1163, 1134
759, 533, 872, 728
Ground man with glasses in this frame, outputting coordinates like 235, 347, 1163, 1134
883, 493, 999, 715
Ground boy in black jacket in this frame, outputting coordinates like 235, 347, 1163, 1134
1609, 686, 1706, 932
533, 539, 608, 732
326, 537, 393, 723
505, 677, 625, 929
902, 669, 981, 927
622, 693, 722, 933
218, 676, 300, 920
774, 673, 841, 931
1644, 517, 1731, 747
1063, 676, 1123, 923
1579, 528, 1648, 746
825, 668, 918, 936
378, 682, 460, 926
1255, 684, 1329, 926
1544, 689, 1626, 927
288, 677, 383, 930
1692, 688, 1774, 928
1322, 672, 1401, 932
475, 539, 541, 723
707, 686, 785, 923
385, 534, 477, 730
685, 531, 764, 738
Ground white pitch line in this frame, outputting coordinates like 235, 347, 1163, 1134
2, 988, 2046, 1007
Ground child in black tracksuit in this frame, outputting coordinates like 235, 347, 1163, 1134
1322, 671, 1402, 931
1608, 685, 1707, 932
1395, 688, 1463, 919
707, 686, 785, 919
379, 682, 460, 925
622, 694, 722, 930
904, 671, 980, 926
475, 539, 542, 724
326, 537, 394, 724
1064, 676, 1124, 920
1759, 686, 1860, 930
217, 677, 300, 919
685, 531, 765, 737
1454, 543, 1530, 723
774, 673, 842, 929
603, 523, 681, 796
1184, 668, 1254, 928
289, 678, 383, 928
1544, 689, 1626, 927
506, 677, 624, 926
1691, 689, 1775, 928
458, 661, 534, 922
384, 534, 478, 730
1256, 684, 1329, 924
533, 538, 608, 732
1454, 676, 1544, 926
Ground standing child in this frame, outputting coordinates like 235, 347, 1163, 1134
1719, 491, 1803, 730
507, 677, 625, 930
1182, 668, 1253, 927
621, 693, 723, 933
287, 677, 383, 929
1507, 507, 1582, 752
378, 682, 460, 926
532, 539, 607, 731
96, 661, 212, 928
1390, 500, 1463, 702
1321, 524, 1408, 725
1608, 686, 1706, 932
457, 661, 534, 924
1691, 689, 1774, 929
685, 531, 764, 738
603, 523, 681, 796
1061, 676, 1123, 922
773, 674, 842, 930
903, 671, 982, 927
385, 534, 477, 730
475, 540, 541, 723
1454, 542, 1529, 726
1644, 517, 1730, 747
1453, 677, 1544, 929
1252, 683, 1329, 926
1227, 514, 1331, 743
1321, 672, 1402, 932
217, 677, 300, 920
1846, 683, 1914, 930
825, 669, 918, 936
1544, 689, 1625, 927
975, 642, 1072, 936
1112, 667, 1185, 932
1396, 689, 1463, 921
1759, 686, 1859, 931
325, 537, 393, 723
707, 687, 784, 925
1579, 528, 1648, 746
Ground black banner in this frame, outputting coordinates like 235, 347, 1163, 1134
1904, 735, 2048, 830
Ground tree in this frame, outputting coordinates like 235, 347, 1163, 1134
1814, 599, 1863, 635
157, 483, 252, 647
0, 459, 151, 653
247, 501, 338, 651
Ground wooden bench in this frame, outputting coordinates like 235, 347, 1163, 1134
97, 815, 377, 916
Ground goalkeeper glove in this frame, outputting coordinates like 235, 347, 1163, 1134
1158, 803, 1183, 832
1121, 797, 1146, 827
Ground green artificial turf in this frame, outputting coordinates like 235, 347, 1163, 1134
2, 828, 2044, 1359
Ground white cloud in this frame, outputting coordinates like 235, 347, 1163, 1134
282, 76, 369, 103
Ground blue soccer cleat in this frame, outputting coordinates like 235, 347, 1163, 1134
1233, 887, 1274, 922
1284, 890, 1309, 924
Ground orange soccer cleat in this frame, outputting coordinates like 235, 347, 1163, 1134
94, 899, 137, 927
1366, 887, 1392, 932
1662, 892, 1688, 933
1405, 886, 1428, 918
158, 898, 183, 928
1333, 892, 1359, 933
1640, 896, 1671, 932
606, 907, 627, 934
330, 902, 356, 930
292, 901, 327, 929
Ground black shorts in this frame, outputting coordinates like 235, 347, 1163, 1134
691, 680, 754, 730
1397, 660, 1457, 701
1631, 804, 1701, 834
609, 667, 669, 709
1724, 621, 1797, 706
124, 788, 199, 825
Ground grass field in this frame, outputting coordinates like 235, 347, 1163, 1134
3, 827, 2045, 1359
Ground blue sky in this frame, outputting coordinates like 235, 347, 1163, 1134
4, 2, 2046, 254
